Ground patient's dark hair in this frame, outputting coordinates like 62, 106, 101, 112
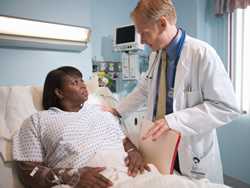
42, 66, 82, 110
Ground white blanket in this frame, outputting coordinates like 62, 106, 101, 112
85, 150, 230, 188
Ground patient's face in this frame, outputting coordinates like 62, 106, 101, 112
60, 75, 88, 107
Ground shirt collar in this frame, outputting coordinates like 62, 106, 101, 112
166, 28, 182, 62
49, 104, 84, 113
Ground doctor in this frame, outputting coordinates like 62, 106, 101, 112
105, 0, 240, 184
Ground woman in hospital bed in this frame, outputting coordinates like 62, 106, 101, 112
12, 66, 228, 188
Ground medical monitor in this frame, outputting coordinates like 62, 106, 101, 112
113, 24, 144, 52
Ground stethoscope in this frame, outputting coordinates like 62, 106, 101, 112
145, 49, 162, 80
145, 29, 186, 81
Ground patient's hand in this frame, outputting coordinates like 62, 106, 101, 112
76, 167, 113, 188
123, 137, 151, 177
125, 148, 151, 177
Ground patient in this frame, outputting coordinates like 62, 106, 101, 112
12, 66, 148, 188
13, 66, 229, 188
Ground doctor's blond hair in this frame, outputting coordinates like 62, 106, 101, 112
131, 0, 177, 24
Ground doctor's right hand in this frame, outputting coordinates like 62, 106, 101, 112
76, 167, 113, 188
102, 106, 122, 118
142, 118, 170, 141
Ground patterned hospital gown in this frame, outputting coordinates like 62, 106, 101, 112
13, 104, 125, 168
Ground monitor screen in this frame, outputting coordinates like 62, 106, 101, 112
116, 25, 135, 44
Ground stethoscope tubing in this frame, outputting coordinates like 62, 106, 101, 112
146, 49, 162, 80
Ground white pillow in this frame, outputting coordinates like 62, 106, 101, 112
0, 86, 41, 188
0, 86, 42, 161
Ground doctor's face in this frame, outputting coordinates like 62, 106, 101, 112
133, 15, 166, 51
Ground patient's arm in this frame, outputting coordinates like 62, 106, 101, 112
16, 161, 113, 188
16, 161, 59, 188
123, 137, 150, 177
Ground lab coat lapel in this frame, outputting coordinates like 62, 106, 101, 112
173, 53, 190, 110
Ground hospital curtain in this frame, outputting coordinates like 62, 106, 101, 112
214, 0, 250, 15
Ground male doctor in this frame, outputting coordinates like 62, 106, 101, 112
105, 0, 240, 184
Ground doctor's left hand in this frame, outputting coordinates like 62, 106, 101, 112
142, 118, 170, 141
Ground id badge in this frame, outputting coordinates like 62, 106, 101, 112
190, 157, 206, 179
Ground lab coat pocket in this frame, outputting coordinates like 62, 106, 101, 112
190, 140, 214, 180
185, 90, 202, 108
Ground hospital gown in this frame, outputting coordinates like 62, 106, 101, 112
13, 104, 125, 168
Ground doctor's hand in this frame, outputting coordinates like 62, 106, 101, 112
76, 167, 113, 188
142, 118, 170, 141
101, 105, 121, 118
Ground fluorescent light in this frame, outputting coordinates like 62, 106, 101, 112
0, 15, 91, 51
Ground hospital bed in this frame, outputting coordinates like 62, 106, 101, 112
0, 79, 229, 188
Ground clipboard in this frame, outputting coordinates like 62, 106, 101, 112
138, 119, 181, 174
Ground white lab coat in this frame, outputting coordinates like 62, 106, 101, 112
116, 35, 240, 184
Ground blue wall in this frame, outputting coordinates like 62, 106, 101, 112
0, 0, 138, 84
174, 0, 198, 36
196, 0, 228, 66
91, 0, 138, 62
174, 0, 228, 64
0, 0, 93, 85
217, 116, 250, 184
